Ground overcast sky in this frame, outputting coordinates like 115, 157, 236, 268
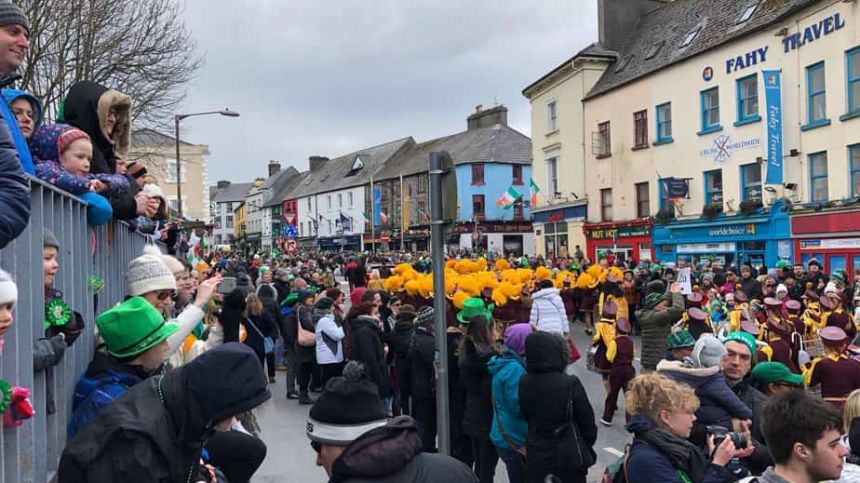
178, 0, 598, 184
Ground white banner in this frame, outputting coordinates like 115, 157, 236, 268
677, 267, 692, 295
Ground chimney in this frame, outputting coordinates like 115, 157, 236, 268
268, 160, 281, 177
467, 104, 508, 131
216, 180, 231, 189
598, 0, 667, 51
309, 156, 330, 171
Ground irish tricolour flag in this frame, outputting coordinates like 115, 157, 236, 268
497, 186, 522, 209
529, 178, 540, 206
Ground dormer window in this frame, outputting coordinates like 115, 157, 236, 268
646, 40, 665, 60
736, 3, 758, 25
351, 156, 365, 171
680, 22, 704, 48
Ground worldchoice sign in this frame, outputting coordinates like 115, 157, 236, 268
700, 135, 760, 163
708, 224, 757, 237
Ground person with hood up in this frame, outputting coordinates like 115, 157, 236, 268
519, 331, 597, 483
3, 88, 41, 140
314, 297, 346, 387
410, 306, 438, 450
387, 304, 417, 417
59, 80, 159, 220
636, 282, 686, 371
529, 278, 570, 337
306, 361, 477, 483
489, 323, 531, 483
59, 343, 270, 483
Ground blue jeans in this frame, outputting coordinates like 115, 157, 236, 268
274, 336, 285, 366
496, 445, 525, 483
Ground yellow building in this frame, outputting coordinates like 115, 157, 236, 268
233, 202, 246, 241
128, 129, 211, 221
523, 43, 614, 258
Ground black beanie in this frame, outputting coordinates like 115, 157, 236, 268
306, 361, 388, 445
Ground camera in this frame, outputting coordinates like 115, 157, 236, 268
706, 425, 748, 450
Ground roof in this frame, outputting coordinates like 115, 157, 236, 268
522, 42, 617, 97
262, 166, 300, 191
375, 123, 532, 180
585, 0, 819, 100
212, 182, 253, 203
132, 128, 200, 148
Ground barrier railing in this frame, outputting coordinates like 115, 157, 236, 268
0, 177, 154, 482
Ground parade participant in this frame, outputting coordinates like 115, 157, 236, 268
686, 307, 713, 340
757, 391, 847, 483
602, 316, 635, 427
761, 297, 800, 373
592, 300, 617, 394
821, 292, 857, 341
561, 275, 578, 325
519, 331, 597, 483
802, 287, 823, 338
729, 289, 751, 333
785, 299, 805, 335
751, 361, 804, 397
666, 330, 695, 361
488, 323, 529, 483
305, 362, 477, 482
577, 271, 599, 334
624, 373, 750, 483
805, 326, 860, 408
637, 283, 685, 371
599, 268, 628, 321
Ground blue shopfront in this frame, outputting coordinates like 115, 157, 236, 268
652, 201, 792, 269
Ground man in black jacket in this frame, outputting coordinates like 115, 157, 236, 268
410, 307, 436, 451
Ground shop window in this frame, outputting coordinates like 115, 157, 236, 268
633, 110, 648, 149
805, 62, 828, 128
546, 99, 558, 132
600, 188, 613, 221
846, 47, 860, 115
597, 122, 611, 157
546, 156, 559, 197
471, 164, 484, 185
809, 151, 829, 202
635, 182, 650, 218
656, 102, 672, 143
700, 87, 721, 134
736, 74, 759, 124
472, 194, 485, 220
850, 144, 860, 197
704, 169, 723, 209
740, 163, 762, 202
512, 164, 523, 185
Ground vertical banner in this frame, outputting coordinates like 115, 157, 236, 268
763, 70, 783, 185
401, 184, 410, 233
373, 187, 382, 226
676, 267, 692, 295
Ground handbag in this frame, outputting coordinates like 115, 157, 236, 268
567, 336, 581, 364
245, 317, 274, 354
297, 308, 316, 347
552, 378, 596, 474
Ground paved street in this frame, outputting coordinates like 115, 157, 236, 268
252, 320, 638, 482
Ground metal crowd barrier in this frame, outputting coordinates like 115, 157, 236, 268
0, 177, 155, 482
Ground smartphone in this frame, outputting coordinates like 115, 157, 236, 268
217, 277, 237, 294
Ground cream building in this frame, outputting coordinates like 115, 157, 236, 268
523, 43, 615, 258
581, 0, 860, 269
129, 129, 211, 221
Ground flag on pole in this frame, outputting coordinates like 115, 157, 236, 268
496, 186, 522, 209
529, 178, 541, 206
362, 212, 370, 225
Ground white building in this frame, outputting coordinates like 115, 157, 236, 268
211, 181, 252, 246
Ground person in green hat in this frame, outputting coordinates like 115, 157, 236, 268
636, 283, 685, 371
68, 296, 178, 438
457, 297, 494, 325
666, 330, 696, 362
751, 361, 804, 397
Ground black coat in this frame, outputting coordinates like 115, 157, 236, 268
348, 316, 389, 398
446, 330, 468, 440
243, 312, 276, 364
389, 321, 415, 398
297, 305, 316, 363
58, 344, 270, 483
410, 327, 435, 401
0, 109, 29, 249
739, 276, 762, 301
458, 337, 495, 438
519, 332, 597, 482
219, 289, 246, 344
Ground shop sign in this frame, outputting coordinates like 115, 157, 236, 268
708, 224, 757, 237
725, 46, 768, 74
800, 238, 860, 250
456, 222, 533, 234
677, 242, 736, 254
547, 210, 565, 222
587, 225, 651, 240
702, 66, 714, 81
782, 13, 846, 53
700, 134, 761, 163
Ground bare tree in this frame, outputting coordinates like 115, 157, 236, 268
18, 0, 203, 130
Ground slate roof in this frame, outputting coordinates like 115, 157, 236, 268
585, 0, 820, 100
375, 123, 532, 181
132, 128, 199, 148
263, 169, 309, 207
212, 182, 253, 203
262, 166, 300, 191
522, 42, 617, 97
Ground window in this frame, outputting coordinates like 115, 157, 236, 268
546, 100, 557, 132
512, 165, 523, 184
809, 151, 828, 202
600, 188, 613, 221
226, 215, 234, 229
846, 47, 860, 114
328, 219, 333, 233
700, 87, 721, 133
300, 222, 304, 236
417, 173, 428, 193
307, 198, 311, 210
163, 159, 187, 183
597, 121, 611, 157
850, 144, 860, 197
656, 103, 672, 143
633, 110, 648, 148
635, 182, 649, 218
472, 194, 485, 219
736, 74, 759, 124
736, 3, 758, 25
327, 195, 332, 208
338, 194, 342, 207
471, 163, 484, 185
680, 23, 702, 48
704, 169, 724, 208
348, 192, 354, 206
740, 163, 762, 202
546, 156, 559, 197
806, 62, 827, 126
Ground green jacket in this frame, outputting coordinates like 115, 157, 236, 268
635, 292, 685, 370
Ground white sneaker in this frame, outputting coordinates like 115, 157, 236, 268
600, 418, 612, 426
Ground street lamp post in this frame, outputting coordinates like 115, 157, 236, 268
174, 109, 240, 219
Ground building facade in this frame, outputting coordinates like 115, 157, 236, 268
211, 181, 252, 246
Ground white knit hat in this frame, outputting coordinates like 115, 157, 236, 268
824, 281, 838, 295
126, 245, 176, 296
0, 268, 17, 307
776, 284, 787, 295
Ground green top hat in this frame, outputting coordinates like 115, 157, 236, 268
457, 297, 494, 324
96, 296, 178, 360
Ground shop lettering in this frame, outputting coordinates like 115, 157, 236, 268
587, 226, 650, 240
782, 13, 845, 53
708, 224, 757, 237
725, 46, 768, 74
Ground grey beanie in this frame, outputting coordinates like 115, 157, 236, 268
692, 334, 727, 369
126, 245, 176, 296
0, 2, 28, 33
416, 306, 434, 327
44, 229, 59, 249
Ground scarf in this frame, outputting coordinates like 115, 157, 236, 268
637, 426, 708, 483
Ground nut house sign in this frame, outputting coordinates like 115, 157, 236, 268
700, 134, 761, 163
